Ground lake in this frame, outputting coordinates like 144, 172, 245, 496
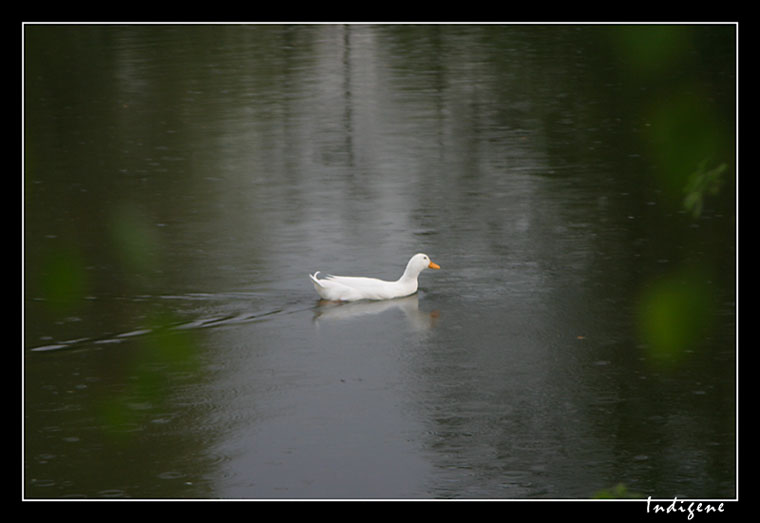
23, 23, 736, 500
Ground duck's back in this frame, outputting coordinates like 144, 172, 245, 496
313, 274, 415, 301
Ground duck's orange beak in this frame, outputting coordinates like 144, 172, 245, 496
428, 261, 440, 270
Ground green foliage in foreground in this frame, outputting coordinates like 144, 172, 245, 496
593, 483, 644, 499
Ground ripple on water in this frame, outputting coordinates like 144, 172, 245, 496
157, 470, 186, 480
96, 489, 128, 498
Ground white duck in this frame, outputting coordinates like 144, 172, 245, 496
310, 253, 440, 302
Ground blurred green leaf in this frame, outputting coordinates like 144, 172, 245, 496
593, 482, 643, 499
39, 246, 88, 312
611, 25, 690, 75
108, 203, 160, 273
644, 89, 729, 204
683, 161, 727, 218
637, 266, 715, 365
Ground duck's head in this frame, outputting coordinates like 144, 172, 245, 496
408, 253, 441, 274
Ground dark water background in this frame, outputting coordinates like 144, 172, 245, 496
23, 24, 736, 499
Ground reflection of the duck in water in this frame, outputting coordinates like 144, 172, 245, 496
313, 293, 439, 331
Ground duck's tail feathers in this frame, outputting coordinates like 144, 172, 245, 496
309, 271, 324, 287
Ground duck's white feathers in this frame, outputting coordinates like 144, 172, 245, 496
309, 253, 439, 302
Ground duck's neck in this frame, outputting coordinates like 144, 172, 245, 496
397, 265, 421, 284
